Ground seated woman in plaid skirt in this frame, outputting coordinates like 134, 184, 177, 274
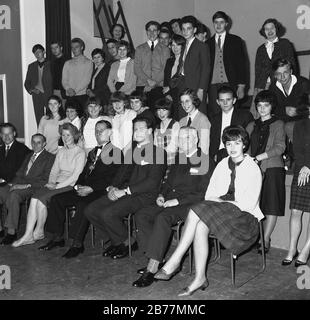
154, 125, 264, 296
282, 102, 310, 267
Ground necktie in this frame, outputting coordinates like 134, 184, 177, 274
151, 41, 154, 52
5, 145, 10, 157
218, 35, 222, 50
26, 153, 37, 175
88, 145, 103, 176
187, 117, 192, 127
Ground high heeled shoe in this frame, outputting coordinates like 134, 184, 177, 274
178, 279, 209, 297
154, 266, 181, 281
281, 251, 299, 266
295, 254, 310, 268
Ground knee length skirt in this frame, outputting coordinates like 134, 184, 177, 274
191, 201, 259, 255
32, 186, 73, 206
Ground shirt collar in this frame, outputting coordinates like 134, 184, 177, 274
188, 108, 199, 120
222, 107, 234, 117
33, 149, 44, 157
119, 57, 131, 63
147, 39, 159, 48
265, 37, 279, 46
276, 74, 297, 96
5, 141, 14, 149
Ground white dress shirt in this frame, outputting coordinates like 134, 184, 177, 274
219, 108, 234, 150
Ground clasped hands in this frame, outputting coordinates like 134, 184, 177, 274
107, 186, 126, 201
75, 185, 94, 197
156, 195, 179, 208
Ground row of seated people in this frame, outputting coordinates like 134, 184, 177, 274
25, 11, 309, 128
0, 89, 310, 294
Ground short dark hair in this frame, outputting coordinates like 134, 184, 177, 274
60, 122, 80, 144
160, 21, 172, 33
259, 18, 285, 38
154, 98, 173, 117
106, 38, 118, 46
96, 119, 112, 130
129, 90, 147, 106
110, 91, 129, 108
133, 117, 152, 129
171, 34, 186, 46
86, 96, 102, 107
222, 125, 250, 151
180, 15, 198, 29
212, 11, 229, 22
254, 90, 277, 113
71, 37, 85, 51
50, 40, 62, 47
118, 40, 131, 55
32, 133, 46, 143
0, 122, 17, 135
170, 18, 181, 27
32, 44, 45, 53
110, 23, 125, 39
159, 28, 171, 38
91, 48, 105, 59
145, 20, 160, 31
65, 98, 82, 117
196, 22, 210, 37
180, 88, 201, 108
272, 58, 292, 72
217, 85, 236, 99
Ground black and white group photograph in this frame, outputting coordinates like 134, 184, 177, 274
0, 0, 310, 308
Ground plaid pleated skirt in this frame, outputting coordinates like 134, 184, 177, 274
191, 201, 259, 255
290, 169, 310, 212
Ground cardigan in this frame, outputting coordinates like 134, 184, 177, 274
247, 119, 286, 172
205, 155, 264, 220
107, 58, 137, 95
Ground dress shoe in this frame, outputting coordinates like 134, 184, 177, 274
111, 242, 138, 259
0, 233, 17, 245
0, 230, 4, 238
62, 245, 84, 258
178, 280, 209, 297
12, 237, 35, 247
38, 239, 65, 251
137, 262, 165, 275
281, 251, 299, 266
154, 266, 181, 281
295, 255, 310, 268
132, 272, 156, 287
102, 245, 117, 257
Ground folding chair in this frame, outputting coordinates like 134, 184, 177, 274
123, 213, 137, 257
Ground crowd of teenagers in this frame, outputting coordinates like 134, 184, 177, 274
0, 11, 310, 296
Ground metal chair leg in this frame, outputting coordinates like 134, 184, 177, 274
128, 213, 132, 257
90, 224, 95, 248
65, 209, 69, 240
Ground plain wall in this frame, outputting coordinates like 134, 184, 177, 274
194, 0, 310, 93
0, 1, 24, 136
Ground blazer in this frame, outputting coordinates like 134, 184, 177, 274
181, 38, 211, 91
75, 142, 122, 192
163, 56, 176, 87
207, 33, 246, 87
209, 108, 253, 158
0, 141, 31, 183
160, 149, 209, 206
24, 61, 53, 96
88, 63, 111, 106
11, 149, 55, 188
108, 58, 136, 95
292, 118, 310, 170
255, 38, 297, 89
247, 119, 286, 172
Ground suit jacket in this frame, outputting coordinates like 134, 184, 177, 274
24, 60, 53, 96
207, 34, 246, 87
107, 59, 136, 95
209, 108, 253, 158
181, 38, 210, 91
0, 141, 31, 183
163, 56, 175, 87
161, 149, 208, 206
88, 63, 111, 106
11, 149, 55, 188
113, 143, 167, 204
75, 142, 122, 192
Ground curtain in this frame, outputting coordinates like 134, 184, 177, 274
45, 0, 71, 60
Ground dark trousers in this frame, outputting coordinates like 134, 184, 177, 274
208, 82, 230, 118
0, 186, 34, 231
65, 94, 88, 114
32, 92, 50, 124
136, 86, 164, 110
84, 194, 155, 246
46, 190, 103, 242
135, 204, 190, 262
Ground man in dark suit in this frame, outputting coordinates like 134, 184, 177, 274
0, 133, 55, 245
177, 15, 211, 118
0, 123, 31, 238
132, 126, 209, 287
207, 11, 247, 118
209, 86, 253, 172
24, 44, 53, 124
85, 117, 167, 259
39, 120, 123, 258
